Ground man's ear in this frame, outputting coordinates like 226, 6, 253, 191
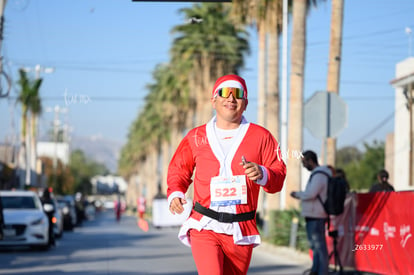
211, 97, 217, 109
244, 99, 248, 110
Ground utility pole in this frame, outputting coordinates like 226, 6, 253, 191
0, 0, 11, 98
0, 0, 6, 53
406, 27, 412, 57
46, 105, 67, 191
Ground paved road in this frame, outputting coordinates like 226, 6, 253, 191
0, 210, 312, 275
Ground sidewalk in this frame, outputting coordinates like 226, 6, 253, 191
255, 242, 373, 275
257, 242, 312, 266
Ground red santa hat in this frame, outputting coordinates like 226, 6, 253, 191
211, 74, 248, 100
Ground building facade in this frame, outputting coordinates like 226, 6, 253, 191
390, 57, 414, 191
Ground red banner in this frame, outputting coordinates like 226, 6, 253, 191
327, 191, 414, 274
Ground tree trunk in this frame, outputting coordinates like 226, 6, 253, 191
256, 23, 266, 215
326, 0, 344, 166
257, 22, 267, 127
144, 147, 158, 209
30, 115, 38, 186
265, 30, 281, 212
161, 139, 170, 196
201, 57, 214, 126
286, 0, 307, 209
266, 32, 280, 141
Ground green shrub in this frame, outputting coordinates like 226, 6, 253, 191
265, 209, 309, 252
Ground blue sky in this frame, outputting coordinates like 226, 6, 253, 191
1, 0, 413, 156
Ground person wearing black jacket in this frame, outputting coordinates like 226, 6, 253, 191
41, 188, 56, 246
369, 169, 395, 193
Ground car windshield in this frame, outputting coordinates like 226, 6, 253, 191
1, 196, 38, 209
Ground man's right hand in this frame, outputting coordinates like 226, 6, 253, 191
290, 191, 299, 199
169, 197, 187, 214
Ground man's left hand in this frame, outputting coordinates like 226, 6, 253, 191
241, 161, 263, 182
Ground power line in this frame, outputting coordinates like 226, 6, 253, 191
8, 96, 145, 102
308, 27, 406, 47
343, 96, 393, 101
350, 107, 399, 146
306, 78, 391, 86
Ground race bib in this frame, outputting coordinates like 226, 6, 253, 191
210, 175, 247, 206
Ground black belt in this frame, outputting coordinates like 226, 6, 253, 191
194, 202, 255, 223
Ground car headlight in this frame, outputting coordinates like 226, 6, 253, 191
63, 206, 69, 214
31, 217, 46, 226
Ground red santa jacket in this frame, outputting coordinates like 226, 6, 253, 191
167, 117, 286, 245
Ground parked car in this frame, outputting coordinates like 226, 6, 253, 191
0, 190, 50, 250
56, 195, 77, 230
84, 200, 96, 220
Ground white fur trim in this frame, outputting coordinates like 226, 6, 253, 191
213, 80, 244, 97
167, 191, 185, 206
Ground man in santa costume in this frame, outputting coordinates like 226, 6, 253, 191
167, 74, 286, 275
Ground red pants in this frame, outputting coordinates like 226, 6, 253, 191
138, 211, 144, 219
189, 229, 253, 275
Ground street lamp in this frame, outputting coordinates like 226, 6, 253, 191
22, 65, 55, 79
406, 27, 412, 57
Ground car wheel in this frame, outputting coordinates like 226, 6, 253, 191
56, 230, 63, 238
31, 244, 50, 251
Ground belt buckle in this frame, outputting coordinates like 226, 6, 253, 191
218, 212, 232, 223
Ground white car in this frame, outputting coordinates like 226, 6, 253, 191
0, 190, 50, 249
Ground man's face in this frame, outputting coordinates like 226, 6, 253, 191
212, 91, 247, 125
302, 158, 313, 171
379, 176, 388, 183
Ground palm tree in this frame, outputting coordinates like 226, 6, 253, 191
286, 0, 321, 208
230, 0, 266, 127
230, 0, 285, 225
119, 63, 190, 204
265, 0, 283, 141
120, 3, 250, 205
30, 87, 42, 186
171, 3, 249, 126
326, 0, 344, 166
16, 69, 42, 187
230, 0, 284, 136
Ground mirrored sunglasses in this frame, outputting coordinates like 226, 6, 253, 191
217, 87, 245, 99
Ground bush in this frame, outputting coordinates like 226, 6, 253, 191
265, 209, 309, 252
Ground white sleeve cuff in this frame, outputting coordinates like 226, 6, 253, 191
256, 165, 268, 186
167, 191, 185, 206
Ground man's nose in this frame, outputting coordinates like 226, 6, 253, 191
227, 92, 237, 100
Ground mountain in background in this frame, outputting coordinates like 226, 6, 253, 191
70, 135, 124, 173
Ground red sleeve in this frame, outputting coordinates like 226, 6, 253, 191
167, 135, 195, 197
261, 132, 286, 194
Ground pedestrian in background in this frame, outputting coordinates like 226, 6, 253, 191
335, 168, 350, 193
115, 193, 122, 222
137, 195, 146, 219
40, 188, 56, 247
167, 74, 286, 275
369, 169, 394, 192
291, 150, 330, 275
